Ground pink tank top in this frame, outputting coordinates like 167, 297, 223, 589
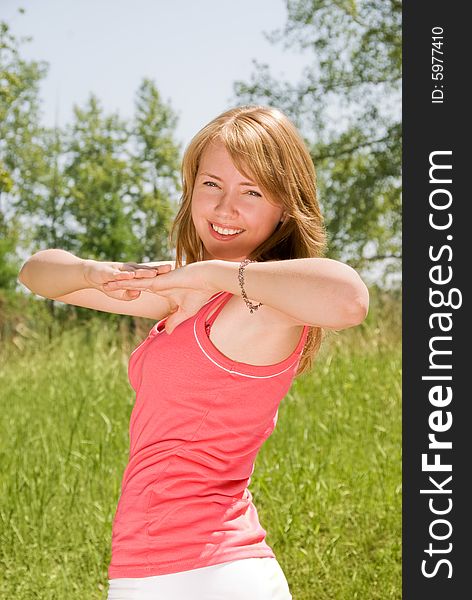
108, 291, 309, 578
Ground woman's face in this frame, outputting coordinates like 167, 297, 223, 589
191, 140, 284, 262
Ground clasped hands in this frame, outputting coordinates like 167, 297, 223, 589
85, 259, 218, 334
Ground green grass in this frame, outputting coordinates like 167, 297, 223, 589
0, 290, 401, 599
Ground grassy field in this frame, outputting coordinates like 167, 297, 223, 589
0, 289, 401, 599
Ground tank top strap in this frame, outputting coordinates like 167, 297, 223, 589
205, 291, 232, 331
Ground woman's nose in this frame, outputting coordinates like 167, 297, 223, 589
215, 189, 239, 213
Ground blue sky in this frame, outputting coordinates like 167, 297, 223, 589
3, 0, 312, 146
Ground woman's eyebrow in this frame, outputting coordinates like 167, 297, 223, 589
200, 171, 258, 186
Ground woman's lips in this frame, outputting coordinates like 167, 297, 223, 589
207, 221, 244, 241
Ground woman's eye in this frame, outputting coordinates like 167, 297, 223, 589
202, 181, 261, 197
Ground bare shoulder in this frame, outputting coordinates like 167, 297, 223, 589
53, 260, 183, 320
207, 293, 306, 367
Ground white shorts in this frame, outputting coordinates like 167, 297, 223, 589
107, 557, 293, 600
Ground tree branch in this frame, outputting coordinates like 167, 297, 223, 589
313, 133, 397, 161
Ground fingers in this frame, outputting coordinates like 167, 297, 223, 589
164, 308, 187, 335
134, 268, 162, 278
133, 264, 172, 279
125, 290, 141, 300
123, 262, 172, 272
111, 268, 157, 281
101, 285, 141, 300
112, 263, 172, 280
112, 270, 137, 279
104, 279, 152, 292
117, 263, 138, 273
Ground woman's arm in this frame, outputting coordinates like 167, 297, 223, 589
204, 258, 370, 329
101, 257, 369, 332
18, 249, 175, 320
19, 249, 92, 298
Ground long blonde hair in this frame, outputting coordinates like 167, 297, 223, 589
169, 105, 328, 376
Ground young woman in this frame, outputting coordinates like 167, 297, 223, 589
19, 105, 369, 599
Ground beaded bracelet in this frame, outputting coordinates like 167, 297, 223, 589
238, 258, 263, 313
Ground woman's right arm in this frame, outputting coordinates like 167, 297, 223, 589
18, 249, 174, 320
19, 249, 93, 298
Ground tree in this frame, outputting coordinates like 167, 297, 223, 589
63, 95, 140, 261
0, 20, 48, 287
0, 211, 20, 289
130, 79, 181, 262
1, 18, 181, 330
63, 88, 181, 264
233, 0, 402, 286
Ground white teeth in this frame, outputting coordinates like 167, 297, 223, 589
211, 223, 243, 235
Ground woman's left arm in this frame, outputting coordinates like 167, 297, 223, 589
102, 257, 369, 333
203, 258, 370, 329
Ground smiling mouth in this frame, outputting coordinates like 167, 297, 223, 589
208, 221, 245, 236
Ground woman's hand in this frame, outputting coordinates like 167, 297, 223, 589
83, 259, 173, 302
102, 261, 218, 334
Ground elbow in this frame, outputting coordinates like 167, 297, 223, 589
346, 283, 370, 326
348, 301, 369, 327
18, 261, 29, 287
18, 261, 38, 295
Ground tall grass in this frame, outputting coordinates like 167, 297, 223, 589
0, 287, 401, 599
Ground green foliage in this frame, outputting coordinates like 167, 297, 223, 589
62, 87, 181, 262
0, 21, 48, 191
0, 213, 21, 289
0, 21, 49, 288
0, 292, 401, 599
233, 0, 402, 285
64, 95, 140, 261
1, 21, 181, 296
32, 127, 70, 248
130, 79, 182, 262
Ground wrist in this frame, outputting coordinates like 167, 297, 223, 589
201, 259, 242, 296
200, 259, 222, 293
82, 258, 98, 289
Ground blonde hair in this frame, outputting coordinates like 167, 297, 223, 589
169, 105, 328, 376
